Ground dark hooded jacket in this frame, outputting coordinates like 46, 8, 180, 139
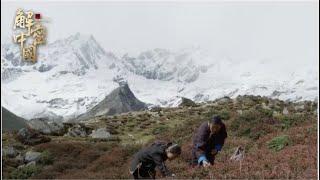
192, 121, 227, 163
130, 141, 171, 177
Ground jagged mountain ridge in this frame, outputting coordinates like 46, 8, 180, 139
1, 33, 121, 120
1, 33, 318, 120
120, 48, 209, 83
2, 33, 116, 79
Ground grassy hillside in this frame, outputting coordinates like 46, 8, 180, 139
2, 96, 318, 179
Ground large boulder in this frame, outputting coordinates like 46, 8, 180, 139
89, 128, 111, 140
28, 118, 65, 135
16, 128, 51, 145
64, 123, 92, 137
24, 151, 41, 163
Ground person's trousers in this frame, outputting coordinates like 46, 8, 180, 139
131, 167, 156, 179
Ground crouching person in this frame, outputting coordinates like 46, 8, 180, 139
192, 115, 227, 168
130, 141, 181, 179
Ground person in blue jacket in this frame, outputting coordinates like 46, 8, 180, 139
192, 115, 228, 167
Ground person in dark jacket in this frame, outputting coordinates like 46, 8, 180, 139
130, 141, 181, 179
192, 115, 227, 167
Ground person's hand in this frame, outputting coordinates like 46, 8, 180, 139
203, 161, 211, 168
167, 173, 176, 179
212, 149, 218, 156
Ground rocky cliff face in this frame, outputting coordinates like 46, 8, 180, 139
77, 83, 147, 121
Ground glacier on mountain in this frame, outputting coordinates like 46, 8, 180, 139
1, 33, 318, 120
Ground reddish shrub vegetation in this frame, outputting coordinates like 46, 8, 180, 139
7, 98, 316, 179
28, 119, 317, 179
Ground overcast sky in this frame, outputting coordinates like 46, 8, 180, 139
1, 1, 319, 64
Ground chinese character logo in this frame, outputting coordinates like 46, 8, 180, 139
13, 9, 46, 63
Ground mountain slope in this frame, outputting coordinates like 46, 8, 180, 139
120, 48, 209, 83
77, 84, 147, 121
2, 107, 28, 131
1, 33, 120, 120
1, 33, 318, 120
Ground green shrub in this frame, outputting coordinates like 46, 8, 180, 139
280, 117, 292, 130
204, 109, 218, 119
10, 164, 40, 179
307, 126, 317, 135
39, 150, 54, 165
218, 109, 231, 120
249, 131, 264, 140
276, 114, 307, 130
238, 109, 259, 122
267, 135, 290, 151
239, 127, 251, 137
152, 125, 168, 135
229, 119, 240, 131
260, 109, 273, 118
230, 109, 259, 136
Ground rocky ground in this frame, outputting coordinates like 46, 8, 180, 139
2, 95, 318, 179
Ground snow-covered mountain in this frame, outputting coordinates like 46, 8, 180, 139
120, 48, 209, 83
1, 33, 318, 120
1, 33, 121, 120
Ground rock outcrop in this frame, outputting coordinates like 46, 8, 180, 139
77, 84, 147, 121
16, 128, 51, 145
179, 97, 197, 107
89, 128, 111, 140
28, 118, 65, 135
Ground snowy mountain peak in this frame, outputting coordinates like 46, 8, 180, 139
33, 33, 118, 76
53, 33, 102, 51
120, 48, 210, 83
1, 33, 318, 121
